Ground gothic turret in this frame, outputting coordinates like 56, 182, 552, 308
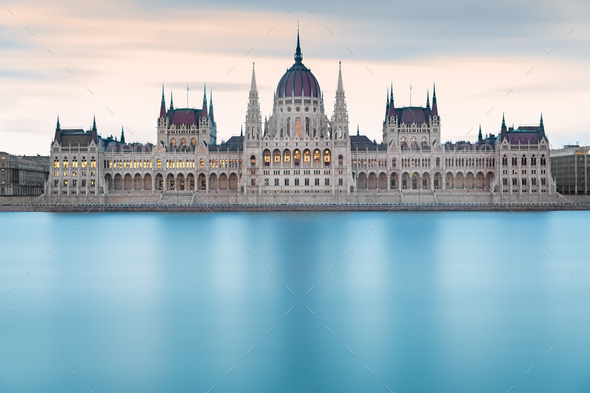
159, 85, 166, 118
201, 84, 208, 119
500, 113, 507, 141
431, 83, 438, 117
120, 126, 125, 144
245, 62, 262, 141
331, 61, 349, 139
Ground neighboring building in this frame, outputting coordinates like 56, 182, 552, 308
0, 152, 49, 196
45, 30, 557, 203
551, 145, 590, 195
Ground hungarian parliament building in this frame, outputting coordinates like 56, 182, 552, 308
45, 32, 556, 204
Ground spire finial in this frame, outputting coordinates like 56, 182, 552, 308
540, 112, 544, 127
170, 92, 174, 110
92, 115, 97, 132
295, 22, 302, 62
336, 61, 344, 93
356, 124, 360, 136
120, 126, 125, 144
426, 89, 430, 109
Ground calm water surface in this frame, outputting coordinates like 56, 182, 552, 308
1, 211, 589, 392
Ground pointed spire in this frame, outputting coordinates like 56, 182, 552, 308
120, 126, 125, 144
500, 113, 508, 141
478, 124, 483, 142
294, 22, 303, 63
170, 92, 174, 110
92, 116, 97, 132
201, 84, 208, 118
431, 83, 438, 117
160, 84, 166, 118
540, 113, 544, 129
426, 89, 430, 109
240, 125, 243, 137
56, 115, 61, 131
357, 124, 360, 136
388, 83, 395, 118
250, 62, 258, 94
336, 61, 344, 94
209, 89, 214, 122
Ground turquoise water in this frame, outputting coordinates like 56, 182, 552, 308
1, 212, 589, 392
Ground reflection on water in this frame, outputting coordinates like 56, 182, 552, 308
1, 212, 589, 392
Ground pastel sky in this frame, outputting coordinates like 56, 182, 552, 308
1, 0, 589, 155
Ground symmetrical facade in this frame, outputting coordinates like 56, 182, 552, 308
45, 31, 557, 203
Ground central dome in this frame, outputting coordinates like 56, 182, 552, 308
275, 30, 321, 98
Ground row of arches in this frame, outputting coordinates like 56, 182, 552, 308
259, 148, 339, 167
355, 171, 495, 190
104, 173, 239, 192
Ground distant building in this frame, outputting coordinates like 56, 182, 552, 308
551, 145, 590, 195
0, 152, 49, 196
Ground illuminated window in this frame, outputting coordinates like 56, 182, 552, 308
63, 172, 68, 177
264, 150, 271, 166
294, 150, 301, 166
200, 158, 204, 168
157, 159, 162, 169
63, 179, 68, 186
191, 138, 196, 146
313, 149, 321, 164
63, 158, 69, 169
304, 150, 311, 163
323, 149, 331, 166
53, 159, 59, 168
81, 158, 87, 168
273, 149, 281, 164
250, 155, 256, 167
54, 171, 59, 177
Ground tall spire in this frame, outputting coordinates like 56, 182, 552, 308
294, 22, 303, 63
56, 115, 61, 131
426, 89, 430, 109
250, 62, 258, 93
478, 124, 483, 142
357, 124, 360, 136
209, 89, 214, 122
170, 92, 174, 110
501, 113, 506, 129
539, 113, 545, 139
540, 113, 544, 129
336, 61, 344, 94
431, 83, 438, 117
92, 116, 97, 132
201, 84, 208, 118
120, 126, 125, 144
500, 112, 508, 141
160, 84, 166, 118
388, 83, 395, 118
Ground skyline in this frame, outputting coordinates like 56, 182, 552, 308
1, 0, 590, 155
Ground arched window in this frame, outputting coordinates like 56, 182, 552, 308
531, 155, 537, 165
191, 138, 196, 146
303, 149, 311, 163
283, 150, 291, 164
521, 155, 527, 166
295, 117, 302, 138
53, 158, 60, 168
338, 154, 344, 166
273, 149, 281, 164
540, 155, 546, 166
435, 157, 440, 167
287, 118, 291, 137
181, 138, 187, 146
250, 155, 256, 167
323, 149, 331, 166
305, 117, 310, 136
157, 159, 161, 169
171, 138, 177, 146
263, 149, 271, 166
294, 149, 301, 166
313, 149, 321, 164
512, 154, 517, 166
502, 155, 508, 166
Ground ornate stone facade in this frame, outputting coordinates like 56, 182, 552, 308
45, 31, 557, 204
